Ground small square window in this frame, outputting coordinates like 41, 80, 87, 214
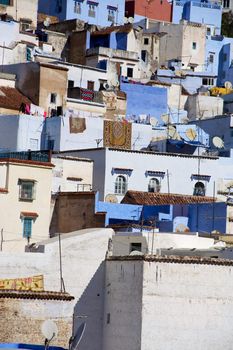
192, 42, 197, 50
209, 54, 214, 63
108, 9, 116, 22
144, 38, 149, 45
74, 1, 81, 14
127, 67, 133, 78
223, 53, 228, 62
50, 93, 57, 104
88, 4, 97, 17
130, 242, 142, 253
19, 180, 35, 201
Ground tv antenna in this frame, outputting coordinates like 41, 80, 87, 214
95, 138, 102, 147
41, 320, 58, 350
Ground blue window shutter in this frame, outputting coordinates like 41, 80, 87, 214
23, 218, 32, 238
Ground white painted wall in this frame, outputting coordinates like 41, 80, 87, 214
103, 258, 233, 350
0, 228, 113, 350
51, 156, 93, 193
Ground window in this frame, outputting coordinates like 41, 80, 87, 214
223, 53, 227, 62
26, 47, 32, 61
141, 50, 147, 62
148, 178, 161, 193
0, 0, 11, 5
193, 181, 205, 196
223, 0, 230, 8
19, 180, 35, 201
108, 8, 116, 22
50, 93, 57, 104
127, 67, 133, 78
115, 175, 127, 195
74, 1, 81, 14
202, 78, 214, 86
87, 80, 95, 91
68, 80, 74, 88
23, 218, 32, 239
88, 4, 97, 17
130, 242, 142, 253
206, 27, 211, 36
144, 37, 149, 45
192, 42, 197, 50
209, 54, 214, 63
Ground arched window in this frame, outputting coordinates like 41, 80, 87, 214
148, 178, 160, 193
193, 181, 205, 196
115, 175, 127, 195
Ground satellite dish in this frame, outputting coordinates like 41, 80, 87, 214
225, 81, 232, 89
168, 125, 180, 140
128, 17, 134, 23
123, 17, 129, 24
175, 223, 190, 232
150, 117, 159, 127
41, 320, 58, 341
105, 194, 118, 203
70, 322, 86, 350
43, 17, 51, 27
110, 78, 119, 87
185, 128, 197, 141
103, 83, 111, 90
161, 114, 170, 125
130, 250, 143, 256
212, 136, 224, 149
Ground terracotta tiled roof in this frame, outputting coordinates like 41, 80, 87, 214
121, 191, 217, 205
108, 255, 233, 266
0, 86, 31, 111
20, 212, 39, 218
0, 290, 74, 301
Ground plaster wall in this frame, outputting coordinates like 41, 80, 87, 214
0, 0, 38, 28
51, 156, 93, 193
0, 161, 52, 252
185, 95, 224, 120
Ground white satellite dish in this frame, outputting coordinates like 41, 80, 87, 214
103, 82, 111, 90
43, 17, 51, 27
212, 136, 224, 149
41, 320, 58, 341
167, 125, 180, 140
185, 128, 197, 141
225, 81, 232, 90
123, 16, 128, 24
128, 17, 134, 24
70, 322, 86, 350
150, 117, 159, 127
105, 194, 118, 203
130, 250, 143, 256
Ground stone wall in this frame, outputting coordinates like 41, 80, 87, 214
0, 297, 73, 347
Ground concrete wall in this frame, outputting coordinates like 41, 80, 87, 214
103, 257, 233, 350
0, 0, 38, 28
185, 95, 223, 120
49, 192, 106, 235
121, 83, 168, 120
51, 156, 93, 193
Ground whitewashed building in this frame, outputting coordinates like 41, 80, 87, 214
61, 147, 232, 202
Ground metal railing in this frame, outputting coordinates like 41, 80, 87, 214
0, 150, 51, 163
77, 184, 92, 192
68, 87, 103, 104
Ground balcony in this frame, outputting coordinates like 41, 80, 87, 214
86, 47, 139, 62
0, 150, 51, 163
67, 87, 104, 105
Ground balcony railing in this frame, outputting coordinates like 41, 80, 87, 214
0, 150, 51, 163
68, 87, 104, 104
77, 184, 92, 192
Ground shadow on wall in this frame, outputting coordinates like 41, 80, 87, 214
72, 261, 105, 350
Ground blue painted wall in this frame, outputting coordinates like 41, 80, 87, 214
172, 0, 222, 34
96, 200, 227, 234
38, 0, 125, 26
121, 83, 168, 120
116, 33, 128, 50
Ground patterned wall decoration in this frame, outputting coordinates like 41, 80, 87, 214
104, 120, 132, 149
0, 275, 44, 291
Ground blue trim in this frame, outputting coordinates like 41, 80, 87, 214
0, 344, 66, 350
107, 5, 117, 10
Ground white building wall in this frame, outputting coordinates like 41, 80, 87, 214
103, 260, 143, 350
141, 260, 233, 350
103, 258, 233, 350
